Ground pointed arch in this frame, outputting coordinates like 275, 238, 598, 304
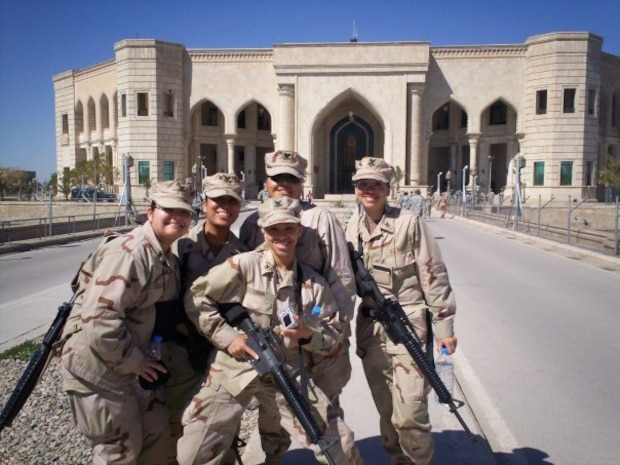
87, 97, 96, 132
310, 88, 385, 195
100, 94, 110, 130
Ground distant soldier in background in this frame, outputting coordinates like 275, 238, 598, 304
410, 189, 425, 217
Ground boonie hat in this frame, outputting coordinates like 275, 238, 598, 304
202, 173, 243, 202
265, 151, 308, 179
258, 196, 302, 228
352, 157, 394, 184
149, 180, 193, 214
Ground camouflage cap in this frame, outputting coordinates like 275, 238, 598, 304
257, 196, 302, 228
202, 173, 243, 202
149, 180, 193, 213
265, 150, 307, 179
352, 157, 394, 184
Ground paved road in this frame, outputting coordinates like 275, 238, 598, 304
425, 216, 620, 465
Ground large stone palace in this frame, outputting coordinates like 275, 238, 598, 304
53, 31, 620, 200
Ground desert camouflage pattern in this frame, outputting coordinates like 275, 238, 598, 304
179, 249, 362, 464
346, 205, 456, 464
174, 218, 247, 291
240, 202, 356, 462
59, 221, 184, 464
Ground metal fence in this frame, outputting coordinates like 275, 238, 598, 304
0, 211, 143, 245
446, 193, 620, 256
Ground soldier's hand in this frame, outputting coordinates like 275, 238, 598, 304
280, 314, 312, 341
227, 334, 258, 361
137, 359, 167, 382
437, 336, 458, 355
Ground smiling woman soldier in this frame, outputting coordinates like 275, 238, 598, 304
59, 180, 193, 465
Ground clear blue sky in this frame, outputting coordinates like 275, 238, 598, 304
1, 0, 618, 181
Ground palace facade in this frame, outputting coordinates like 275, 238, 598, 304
53, 31, 620, 200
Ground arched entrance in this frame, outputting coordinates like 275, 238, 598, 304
329, 115, 374, 193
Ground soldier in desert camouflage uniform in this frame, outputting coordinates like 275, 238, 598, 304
178, 197, 363, 465
239, 150, 356, 465
171, 173, 246, 463
59, 180, 193, 465
345, 157, 458, 465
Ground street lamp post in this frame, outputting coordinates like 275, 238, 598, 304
488, 156, 494, 194
462, 165, 468, 205
437, 172, 443, 196
445, 170, 452, 195
92, 153, 97, 227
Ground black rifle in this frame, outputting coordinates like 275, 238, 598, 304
348, 243, 476, 442
222, 304, 337, 465
0, 290, 78, 433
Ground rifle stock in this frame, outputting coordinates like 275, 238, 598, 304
0, 291, 78, 433
348, 243, 476, 442
222, 304, 337, 464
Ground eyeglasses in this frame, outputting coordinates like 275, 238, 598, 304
269, 174, 302, 185
153, 204, 192, 217
354, 181, 387, 191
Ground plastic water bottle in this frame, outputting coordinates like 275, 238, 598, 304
302, 305, 323, 330
435, 347, 454, 404
139, 334, 170, 390
147, 334, 163, 360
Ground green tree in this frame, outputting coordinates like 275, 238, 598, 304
392, 165, 404, 192
0, 168, 30, 199
599, 156, 620, 189
142, 178, 152, 197
59, 170, 74, 199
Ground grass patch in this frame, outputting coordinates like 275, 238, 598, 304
0, 340, 40, 361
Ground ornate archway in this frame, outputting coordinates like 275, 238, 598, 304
329, 115, 374, 193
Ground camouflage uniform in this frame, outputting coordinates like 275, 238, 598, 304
346, 158, 457, 465
59, 181, 193, 465
409, 192, 425, 218
170, 173, 247, 462
239, 151, 356, 463
179, 197, 362, 465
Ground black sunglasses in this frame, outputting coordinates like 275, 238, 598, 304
269, 174, 302, 184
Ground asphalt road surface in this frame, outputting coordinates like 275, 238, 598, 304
1, 212, 619, 464
425, 217, 620, 465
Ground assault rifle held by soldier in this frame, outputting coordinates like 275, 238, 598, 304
348, 243, 476, 442
222, 303, 337, 465
0, 291, 79, 433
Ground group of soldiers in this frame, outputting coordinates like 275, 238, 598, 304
57, 150, 458, 465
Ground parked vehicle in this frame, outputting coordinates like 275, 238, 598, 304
70, 187, 117, 202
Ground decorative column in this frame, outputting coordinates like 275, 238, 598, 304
467, 133, 481, 187
225, 136, 236, 173
408, 85, 424, 186
278, 84, 295, 151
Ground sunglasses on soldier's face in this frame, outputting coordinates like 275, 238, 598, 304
270, 174, 302, 184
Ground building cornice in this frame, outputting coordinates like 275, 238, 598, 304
432, 45, 527, 59
189, 49, 273, 63
274, 63, 428, 76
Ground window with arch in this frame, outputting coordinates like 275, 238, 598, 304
489, 101, 507, 125
257, 105, 271, 131
433, 105, 450, 130
201, 102, 219, 126
237, 110, 246, 129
